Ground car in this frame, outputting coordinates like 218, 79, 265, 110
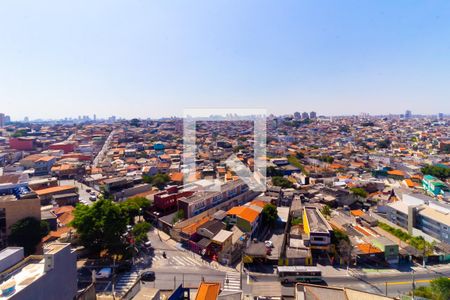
89, 195, 97, 201
265, 240, 274, 248
86, 188, 91, 193
90, 191, 96, 196
140, 271, 155, 282
95, 267, 112, 279
144, 241, 152, 248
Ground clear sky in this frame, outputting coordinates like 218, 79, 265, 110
1, 1, 450, 120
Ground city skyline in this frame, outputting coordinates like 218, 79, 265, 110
1, 1, 450, 119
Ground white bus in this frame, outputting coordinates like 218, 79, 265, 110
277, 266, 322, 284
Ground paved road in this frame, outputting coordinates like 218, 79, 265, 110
245, 266, 450, 298
146, 267, 225, 290
59, 179, 98, 205
93, 129, 115, 168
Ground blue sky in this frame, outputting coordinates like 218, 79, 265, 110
1, 1, 449, 119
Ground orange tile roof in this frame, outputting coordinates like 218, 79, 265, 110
35, 185, 76, 196
387, 170, 405, 177
250, 200, 267, 209
350, 209, 364, 217
58, 212, 74, 226
227, 206, 246, 216
181, 217, 210, 236
170, 172, 183, 182
195, 282, 220, 300
356, 243, 382, 254
237, 207, 260, 223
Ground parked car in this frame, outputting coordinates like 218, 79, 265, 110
95, 267, 112, 279
265, 240, 274, 248
90, 191, 96, 196
89, 195, 97, 201
144, 241, 152, 248
86, 188, 91, 193
140, 271, 155, 282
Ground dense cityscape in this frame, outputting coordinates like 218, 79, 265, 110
0, 111, 448, 300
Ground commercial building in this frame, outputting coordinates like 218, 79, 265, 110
0, 243, 77, 300
34, 185, 78, 206
178, 179, 257, 219
303, 207, 333, 249
370, 236, 399, 264
385, 195, 450, 244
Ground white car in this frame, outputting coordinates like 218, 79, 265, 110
89, 195, 97, 201
95, 267, 112, 279
265, 240, 274, 248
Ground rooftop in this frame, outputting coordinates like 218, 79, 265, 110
304, 207, 332, 233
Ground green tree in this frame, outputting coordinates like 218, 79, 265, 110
132, 222, 152, 245
262, 204, 278, 227
430, 277, 450, 300
291, 216, 302, 226
350, 187, 368, 198
272, 176, 293, 188
172, 209, 184, 223
71, 199, 129, 256
321, 205, 331, 218
120, 197, 151, 224
421, 164, 450, 180
143, 173, 171, 189
8, 217, 49, 255
412, 277, 450, 300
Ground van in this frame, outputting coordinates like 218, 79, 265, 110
95, 267, 112, 279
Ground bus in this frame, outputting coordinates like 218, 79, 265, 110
277, 266, 322, 284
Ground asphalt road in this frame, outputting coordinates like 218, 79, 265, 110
59, 179, 97, 205
246, 267, 450, 298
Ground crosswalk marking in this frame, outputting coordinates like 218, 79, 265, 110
223, 272, 241, 292
152, 253, 206, 267
114, 272, 139, 295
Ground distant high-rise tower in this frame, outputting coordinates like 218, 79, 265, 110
310, 111, 317, 119
302, 112, 309, 119
93, 114, 96, 121
0, 113, 5, 128
24, 116, 29, 123
405, 110, 412, 119
294, 112, 301, 120
438, 112, 444, 120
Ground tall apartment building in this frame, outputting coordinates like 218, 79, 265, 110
0, 243, 77, 300
0, 113, 5, 128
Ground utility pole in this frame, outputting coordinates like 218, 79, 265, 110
385, 282, 387, 296
411, 269, 415, 299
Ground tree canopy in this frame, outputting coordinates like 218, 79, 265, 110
143, 173, 171, 189
119, 196, 151, 224
132, 222, 151, 245
421, 164, 450, 180
350, 187, 368, 198
272, 176, 293, 188
262, 204, 278, 227
71, 199, 129, 256
8, 217, 49, 256
412, 277, 450, 300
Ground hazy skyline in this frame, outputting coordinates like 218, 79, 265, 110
1, 1, 450, 120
